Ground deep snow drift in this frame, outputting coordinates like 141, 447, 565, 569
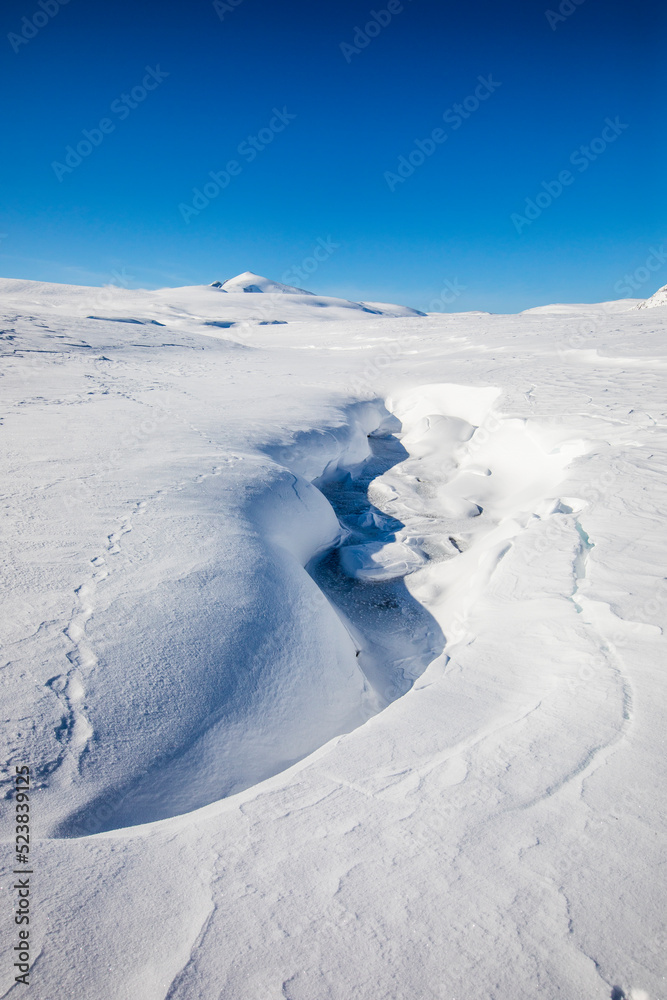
1, 273, 666, 1000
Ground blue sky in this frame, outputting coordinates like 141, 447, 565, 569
1, 0, 665, 312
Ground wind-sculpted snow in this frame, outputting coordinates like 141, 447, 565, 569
1, 281, 665, 1000
266, 403, 444, 708
54, 400, 441, 834
53, 462, 372, 835
45, 382, 589, 837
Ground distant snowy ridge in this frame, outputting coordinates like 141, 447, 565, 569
0, 271, 425, 324
521, 299, 641, 315
637, 282, 667, 309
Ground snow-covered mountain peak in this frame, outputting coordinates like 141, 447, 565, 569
214, 271, 314, 295
637, 282, 667, 309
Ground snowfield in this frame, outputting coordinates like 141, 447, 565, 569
1, 274, 665, 1000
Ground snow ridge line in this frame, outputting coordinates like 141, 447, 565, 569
498, 513, 635, 818
162, 871, 218, 1000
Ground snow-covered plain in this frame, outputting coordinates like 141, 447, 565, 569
1, 273, 665, 999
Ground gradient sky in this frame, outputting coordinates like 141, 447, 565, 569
1, 0, 665, 312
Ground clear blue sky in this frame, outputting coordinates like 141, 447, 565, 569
1, 0, 665, 312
